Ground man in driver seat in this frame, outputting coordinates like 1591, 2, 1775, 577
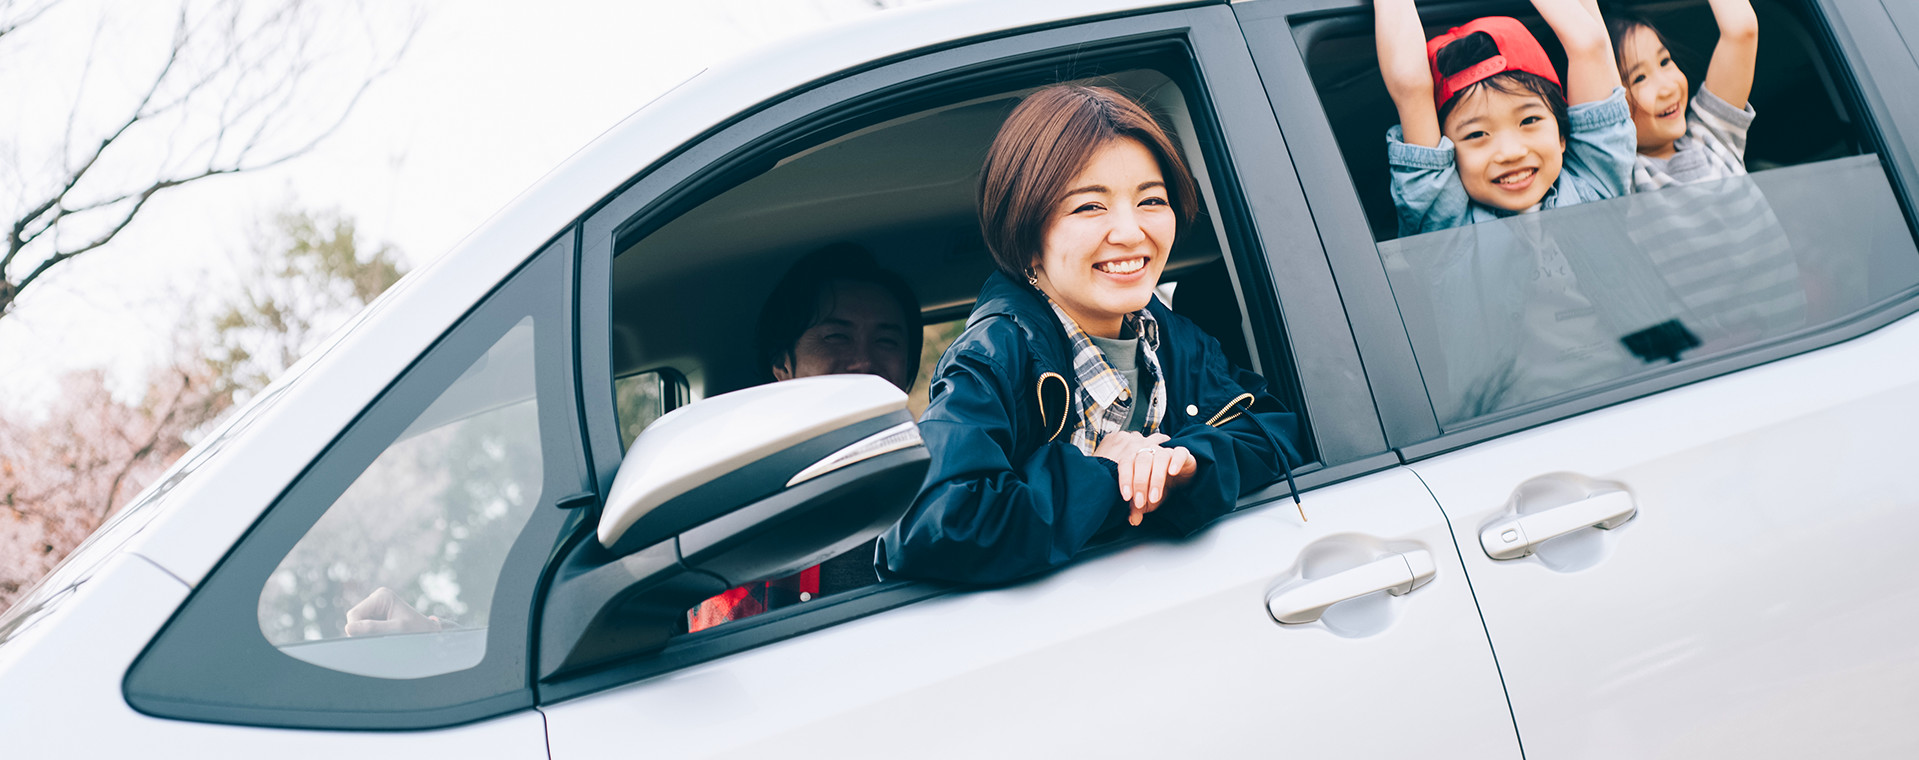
686, 243, 922, 631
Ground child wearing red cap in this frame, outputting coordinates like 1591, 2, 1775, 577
1376, 0, 1635, 236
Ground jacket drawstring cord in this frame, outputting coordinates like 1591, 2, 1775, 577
1243, 409, 1305, 522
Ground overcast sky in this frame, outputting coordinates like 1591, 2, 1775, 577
0, 0, 919, 416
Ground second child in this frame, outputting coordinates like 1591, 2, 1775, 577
1607, 0, 1761, 188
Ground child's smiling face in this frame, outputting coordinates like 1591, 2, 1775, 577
1619, 25, 1689, 158
1442, 85, 1566, 212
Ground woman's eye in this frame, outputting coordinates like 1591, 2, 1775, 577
1633, 73, 1646, 85
1521, 115, 1543, 126
1140, 196, 1169, 207
1660, 56, 1672, 67
1072, 202, 1104, 214
1463, 130, 1488, 141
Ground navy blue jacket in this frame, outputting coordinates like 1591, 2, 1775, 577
880, 271, 1303, 585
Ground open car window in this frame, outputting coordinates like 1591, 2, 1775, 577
1289, 0, 1919, 430
589, 46, 1297, 646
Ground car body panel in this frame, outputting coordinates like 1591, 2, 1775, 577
543, 469, 1520, 758
1411, 309, 1919, 757
0, 553, 551, 757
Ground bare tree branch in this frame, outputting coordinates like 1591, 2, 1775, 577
0, 0, 59, 42
0, 1, 418, 317
3, 4, 191, 275
13, 166, 242, 296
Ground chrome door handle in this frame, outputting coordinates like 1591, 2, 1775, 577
1479, 490, 1636, 560
1266, 550, 1437, 625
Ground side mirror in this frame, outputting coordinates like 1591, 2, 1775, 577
538, 375, 927, 680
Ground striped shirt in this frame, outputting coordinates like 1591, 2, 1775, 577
1632, 87, 1753, 190
1627, 88, 1807, 342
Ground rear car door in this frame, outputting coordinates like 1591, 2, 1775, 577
1247, 0, 1919, 754
538, 4, 1519, 756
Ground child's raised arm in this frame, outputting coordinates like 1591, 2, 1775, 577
1531, 0, 1620, 105
1702, 0, 1759, 108
1376, 0, 1441, 147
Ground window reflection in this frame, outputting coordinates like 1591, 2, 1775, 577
258, 318, 543, 678
1380, 156, 1919, 427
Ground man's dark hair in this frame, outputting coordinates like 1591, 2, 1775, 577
1434, 31, 1571, 143
756, 242, 923, 386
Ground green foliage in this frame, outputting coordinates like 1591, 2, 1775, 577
208, 209, 407, 402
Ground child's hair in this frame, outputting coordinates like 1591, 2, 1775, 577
1433, 31, 1571, 143
1605, 14, 1678, 77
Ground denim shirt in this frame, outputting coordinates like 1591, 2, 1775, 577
1387, 87, 1635, 238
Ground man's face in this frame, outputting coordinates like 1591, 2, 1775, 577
771, 279, 914, 390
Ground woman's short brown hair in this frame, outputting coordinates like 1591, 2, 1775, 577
976, 84, 1201, 278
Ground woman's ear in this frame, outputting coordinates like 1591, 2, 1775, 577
771, 360, 796, 383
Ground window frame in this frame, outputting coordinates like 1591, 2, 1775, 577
122, 232, 591, 730
1239, 0, 1919, 460
554, 3, 1393, 706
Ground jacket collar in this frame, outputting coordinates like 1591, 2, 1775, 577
969, 269, 1183, 367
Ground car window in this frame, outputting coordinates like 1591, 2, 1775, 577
1384, 157, 1918, 426
259, 318, 542, 678
1286, 0, 1919, 430
906, 316, 965, 418
126, 236, 584, 729
1298, 0, 1863, 244
614, 369, 687, 449
572, 44, 1300, 657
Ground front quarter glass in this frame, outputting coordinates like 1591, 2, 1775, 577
256, 317, 543, 678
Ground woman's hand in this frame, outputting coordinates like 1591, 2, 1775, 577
1095, 431, 1199, 526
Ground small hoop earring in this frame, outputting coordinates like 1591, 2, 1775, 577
1024, 268, 1039, 286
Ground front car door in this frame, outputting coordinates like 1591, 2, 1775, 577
539, 3, 1519, 756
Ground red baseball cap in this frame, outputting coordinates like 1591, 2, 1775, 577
1426, 16, 1561, 111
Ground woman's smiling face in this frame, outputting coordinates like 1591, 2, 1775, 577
1442, 84, 1566, 212
1031, 137, 1177, 339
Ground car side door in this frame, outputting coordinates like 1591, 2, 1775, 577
1246, 0, 1919, 755
537, 5, 1519, 757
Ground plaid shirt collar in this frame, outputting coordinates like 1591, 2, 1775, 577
1044, 297, 1167, 455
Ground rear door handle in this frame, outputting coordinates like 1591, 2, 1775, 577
1479, 490, 1636, 560
1267, 550, 1437, 625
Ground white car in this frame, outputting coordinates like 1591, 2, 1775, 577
6, 0, 1918, 756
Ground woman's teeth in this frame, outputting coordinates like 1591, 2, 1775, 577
1095, 257, 1146, 274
